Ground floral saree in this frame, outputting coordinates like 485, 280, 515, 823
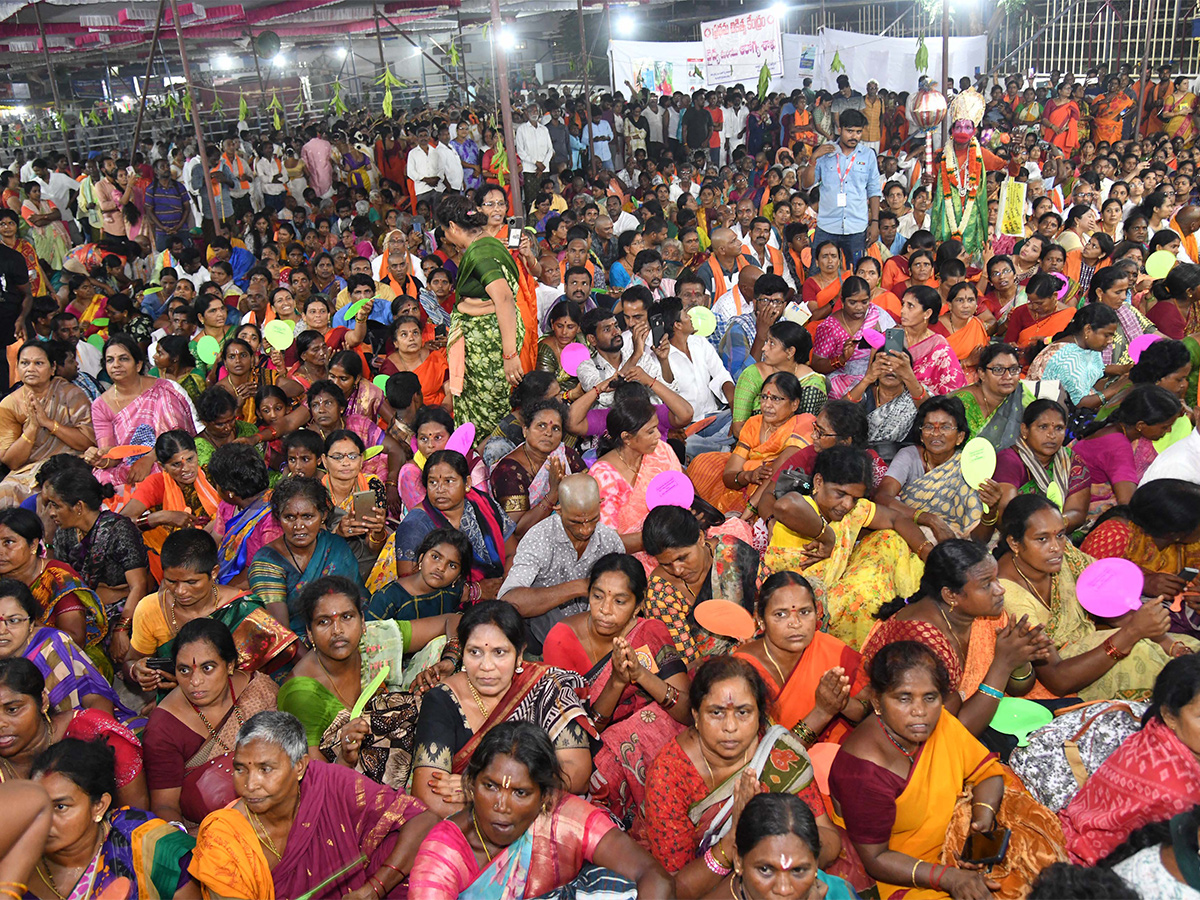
812, 306, 895, 398
92, 379, 196, 487
58, 807, 195, 900
1163, 90, 1197, 145
24, 626, 141, 724
30, 561, 108, 666
248, 530, 361, 633
897, 451, 986, 537
688, 413, 813, 513
909, 333, 967, 396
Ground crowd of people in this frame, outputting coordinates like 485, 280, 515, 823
2, 57, 1200, 900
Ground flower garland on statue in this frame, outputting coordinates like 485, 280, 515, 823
941, 139, 984, 239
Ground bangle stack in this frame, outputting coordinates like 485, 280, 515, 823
703, 847, 731, 876
1103, 637, 1130, 661
793, 720, 818, 748
661, 684, 680, 709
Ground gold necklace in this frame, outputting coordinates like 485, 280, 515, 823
247, 807, 283, 858
38, 822, 106, 900
935, 601, 967, 659
1012, 560, 1052, 610
472, 811, 494, 862
464, 676, 490, 716
315, 653, 358, 709
762, 638, 790, 686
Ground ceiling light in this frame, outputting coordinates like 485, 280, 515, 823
335, 47, 347, 60
615, 12, 634, 36
498, 30, 516, 50
214, 54, 234, 70
273, 52, 286, 65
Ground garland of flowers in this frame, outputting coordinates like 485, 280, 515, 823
941, 139, 984, 238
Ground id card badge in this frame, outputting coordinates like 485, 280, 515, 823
836, 192, 847, 207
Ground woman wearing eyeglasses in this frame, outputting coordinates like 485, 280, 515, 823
951, 343, 1026, 450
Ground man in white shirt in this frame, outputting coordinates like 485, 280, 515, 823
435, 124, 464, 193
897, 187, 932, 241
577, 306, 670, 409
254, 143, 288, 212
515, 104, 554, 176
669, 163, 701, 203
406, 126, 443, 201
723, 95, 749, 159
1140, 425, 1200, 486
32, 156, 80, 239
654, 296, 735, 458
645, 94, 665, 158
605, 194, 639, 236
52, 312, 101, 378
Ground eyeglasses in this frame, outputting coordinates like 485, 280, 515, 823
984, 365, 1022, 376
481, 199, 507, 208
921, 423, 959, 434
812, 422, 841, 441
326, 452, 361, 462
760, 392, 789, 403
0, 614, 30, 628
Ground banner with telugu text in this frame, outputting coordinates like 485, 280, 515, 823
701, 10, 783, 87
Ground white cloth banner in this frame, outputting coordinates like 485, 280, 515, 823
813, 28, 988, 94
700, 10, 783, 86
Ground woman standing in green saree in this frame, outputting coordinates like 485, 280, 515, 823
440, 194, 526, 440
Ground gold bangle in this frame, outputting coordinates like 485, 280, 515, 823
972, 801, 997, 814
911, 859, 922, 886
1010, 664, 1035, 681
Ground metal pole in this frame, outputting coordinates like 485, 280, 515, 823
419, 44, 429, 99
130, 0, 168, 159
488, 0, 523, 216
577, 0, 594, 162
940, 0, 950, 145
32, 2, 74, 163
167, 0, 222, 235
1133, 0, 1154, 136
348, 35, 361, 104
249, 30, 270, 132
457, 10, 468, 101
373, 3, 387, 71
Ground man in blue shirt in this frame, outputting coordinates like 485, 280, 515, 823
799, 107, 880, 271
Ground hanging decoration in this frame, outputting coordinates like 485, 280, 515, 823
106, 105, 114, 122
915, 36, 929, 73
757, 62, 771, 101
492, 137, 509, 187
268, 91, 284, 130
376, 66, 404, 119
34, 121, 43, 142
294, 94, 306, 120
78, 111, 87, 129
182, 90, 193, 117
830, 50, 845, 73
165, 93, 178, 117
210, 94, 224, 117
328, 81, 348, 117
88, 109, 100, 126
449, 40, 459, 68
239, 91, 249, 122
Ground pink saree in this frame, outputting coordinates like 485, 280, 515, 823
909, 332, 968, 396
91, 378, 196, 486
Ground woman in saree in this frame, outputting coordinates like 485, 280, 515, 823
1130, 337, 1194, 413
82, 336, 197, 490
411, 600, 596, 818
396, 406, 489, 516
799, 241, 847, 331
28, 737, 195, 900
829, 641, 1063, 899
644, 656, 841, 898
141, 618, 279, 829
1004, 272, 1077, 353
641, 504, 760, 666
1042, 82, 1081, 154
150, 335, 207, 403
609, 231, 643, 292
542, 553, 691, 838
536, 300, 587, 396
490, 398, 586, 537
248, 477, 362, 634
811, 275, 897, 399
409, 720, 671, 899
340, 141, 374, 193
121, 431, 221, 582
992, 400, 1093, 535
378, 316, 449, 408
195, 387, 260, 471
0, 209, 47, 298
1081, 479, 1200, 640
1146, 262, 1200, 340
19, 182, 69, 271
1092, 78, 1135, 145
997, 494, 1189, 702
125, 529, 298, 696
1162, 76, 1197, 146
189, 709, 437, 900
1014, 88, 1043, 141
0, 509, 106, 663
729, 321, 826, 439
440, 194, 526, 439
590, 388, 684, 557
862, 541, 1052, 741
766, 445, 931, 649
1060, 655, 1200, 865
328, 350, 393, 430
951, 343, 1025, 451
896, 285, 967, 395
274, 576, 454, 786
368, 528, 467, 622
305, 382, 395, 485
1073, 385, 1181, 519
734, 571, 868, 745
1027, 303, 1123, 426
931, 282, 989, 375
0, 342, 95, 506
1088, 266, 1151, 375
689, 372, 812, 515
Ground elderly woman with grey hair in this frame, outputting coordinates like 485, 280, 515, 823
188, 711, 437, 899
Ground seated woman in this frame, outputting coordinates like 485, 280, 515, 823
142, 617, 279, 828
645, 656, 841, 898
1103, 806, 1200, 897
378, 316, 449, 408
1129, 337, 1194, 410
491, 398, 587, 537
800, 241, 848, 329
931, 281, 990, 373
397, 405, 488, 515
843, 348, 921, 459
1081, 479, 1200, 640
642, 504, 760, 666
609, 230, 644, 291
863, 540, 1051, 738
1005, 272, 1078, 352
410, 720, 672, 898
121, 430, 221, 581
1061, 655, 1200, 865
1073, 385, 1182, 518
0, 658, 146, 809
1088, 266, 1151, 374
278, 575, 455, 766
829, 641, 1064, 899
0, 340, 95, 506
1145, 262, 1200, 340
537, 300, 587, 396
126, 529, 298, 695
150, 334, 207, 402
997, 494, 1189, 702
43, 467, 150, 664
195, 386, 262, 470
901, 248, 938, 292
387, 450, 514, 600
590, 388, 684, 556
328, 349, 395, 429
368, 528, 468, 621
30, 737, 195, 900
1027, 303, 1124, 421
248, 476, 362, 633
83, 335, 196, 488
874, 395, 987, 541
320, 429, 391, 576
735, 571, 868, 744
811, 275, 896, 399
287, 329, 331, 392
0, 508, 106, 663
542, 552, 692, 836
189, 710, 437, 900
411, 601, 596, 818
731, 320, 825, 438
993, 399, 1092, 534
689, 372, 812, 515
894, 285, 967, 396
766, 445, 930, 649
0, 578, 135, 720
951, 342, 1025, 450
305, 380, 395, 483
207, 443, 280, 589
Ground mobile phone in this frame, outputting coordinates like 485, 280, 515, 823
352, 489, 377, 518
883, 327, 907, 355
1182, 567, 1200, 584
507, 217, 524, 248
962, 828, 1011, 867
145, 657, 174, 673
649, 312, 668, 347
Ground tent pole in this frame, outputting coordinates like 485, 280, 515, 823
32, 2, 74, 164
940, 0, 949, 145
167, 0, 223, 235
130, 0, 168, 160
489, 0, 523, 216
578, 0, 594, 162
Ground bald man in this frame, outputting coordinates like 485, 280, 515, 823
1173, 205, 1200, 264
497, 473, 626, 653
697, 227, 753, 302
